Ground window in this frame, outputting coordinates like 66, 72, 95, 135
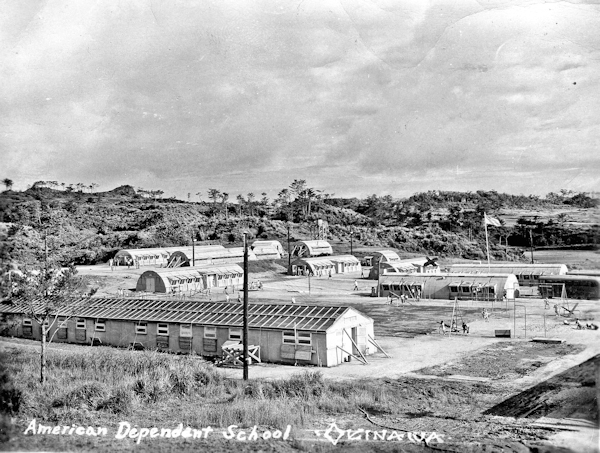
229, 328, 242, 341
76, 319, 86, 329
23, 318, 32, 327
523, 275, 530, 280
297, 332, 312, 346
282, 331, 312, 346
157, 323, 169, 336
58, 317, 68, 328
180, 324, 193, 337
135, 322, 147, 335
282, 331, 296, 344
449, 286, 459, 293
382, 284, 390, 290
461, 286, 471, 293
204, 326, 216, 339
95, 319, 106, 332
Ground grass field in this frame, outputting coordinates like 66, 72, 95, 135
1, 336, 597, 452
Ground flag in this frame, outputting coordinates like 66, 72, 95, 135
484, 213, 502, 227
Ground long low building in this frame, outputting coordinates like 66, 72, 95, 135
289, 255, 361, 276
135, 265, 244, 294
538, 275, 600, 300
379, 273, 520, 301
114, 245, 225, 267
448, 263, 568, 288
368, 257, 440, 279
0, 298, 377, 367
167, 247, 257, 267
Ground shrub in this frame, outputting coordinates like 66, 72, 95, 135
96, 387, 133, 414
53, 382, 107, 410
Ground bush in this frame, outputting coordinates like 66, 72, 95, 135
96, 387, 133, 414
0, 370, 22, 415
53, 382, 107, 410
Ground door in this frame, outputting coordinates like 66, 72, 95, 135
351, 327, 358, 354
145, 277, 155, 292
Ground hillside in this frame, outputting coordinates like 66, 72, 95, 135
0, 185, 597, 267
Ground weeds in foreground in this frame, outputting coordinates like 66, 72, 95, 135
1, 345, 492, 430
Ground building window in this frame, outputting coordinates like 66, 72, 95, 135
297, 332, 312, 345
282, 331, 312, 345
23, 318, 32, 327
58, 317, 68, 328
449, 286, 459, 293
76, 319, 86, 329
204, 326, 216, 339
180, 324, 193, 337
523, 275, 530, 280
157, 323, 169, 336
461, 286, 471, 293
229, 328, 242, 341
95, 319, 106, 332
282, 331, 296, 344
135, 322, 147, 335
382, 284, 390, 290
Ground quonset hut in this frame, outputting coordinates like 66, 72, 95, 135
135, 265, 244, 294
538, 275, 600, 300
448, 263, 568, 288
113, 245, 224, 268
290, 255, 361, 276
166, 247, 257, 267
368, 256, 440, 279
251, 240, 285, 259
378, 273, 520, 301
0, 298, 378, 367
290, 240, 333, 258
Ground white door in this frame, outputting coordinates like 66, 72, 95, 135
146, 277, 155, 292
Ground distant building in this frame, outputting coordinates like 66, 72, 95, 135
448, 263, 567, 288
251, 240, 285, 260
368, 256, 440, 279
136, 264, 244, 294
290, 240, 333, 258
290, 255, 361, 276
378, 273, 520, 301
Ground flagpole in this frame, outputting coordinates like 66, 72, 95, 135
484, 214, 491, 271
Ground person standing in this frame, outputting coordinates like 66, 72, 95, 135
353, 280, 359, 291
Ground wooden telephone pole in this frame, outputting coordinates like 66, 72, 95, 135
243, 233, 249, 381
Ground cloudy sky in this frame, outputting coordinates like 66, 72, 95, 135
1, 0, 599, 200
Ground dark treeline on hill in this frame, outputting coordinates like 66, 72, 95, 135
0, 180, 597, 267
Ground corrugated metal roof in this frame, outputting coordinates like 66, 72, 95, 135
0, 297, 352, 332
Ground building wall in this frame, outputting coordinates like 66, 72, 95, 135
3, 314, 375, 367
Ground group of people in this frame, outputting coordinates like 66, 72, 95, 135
575, 318, 599, 330
438, 320, 469, 335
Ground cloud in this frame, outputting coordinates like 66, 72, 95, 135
0, 0, 598, 198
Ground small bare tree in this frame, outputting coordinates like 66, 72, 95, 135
8, 265, 90, 383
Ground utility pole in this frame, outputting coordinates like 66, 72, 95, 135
529, 229, 534, 264
243, 233, 249, 381
377, 258, 381, 297
287, 224, 291, 273
350, 229, 353, 255
191, 234, 195, 267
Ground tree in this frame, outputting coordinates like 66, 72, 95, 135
7, 264, 90, 383
220, 192, 229, 220
207, 189, 221, 215
247, 193, 255, 216
2, 178, 13, 191
195, 192, 202, 202
236, 194, 245, 216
